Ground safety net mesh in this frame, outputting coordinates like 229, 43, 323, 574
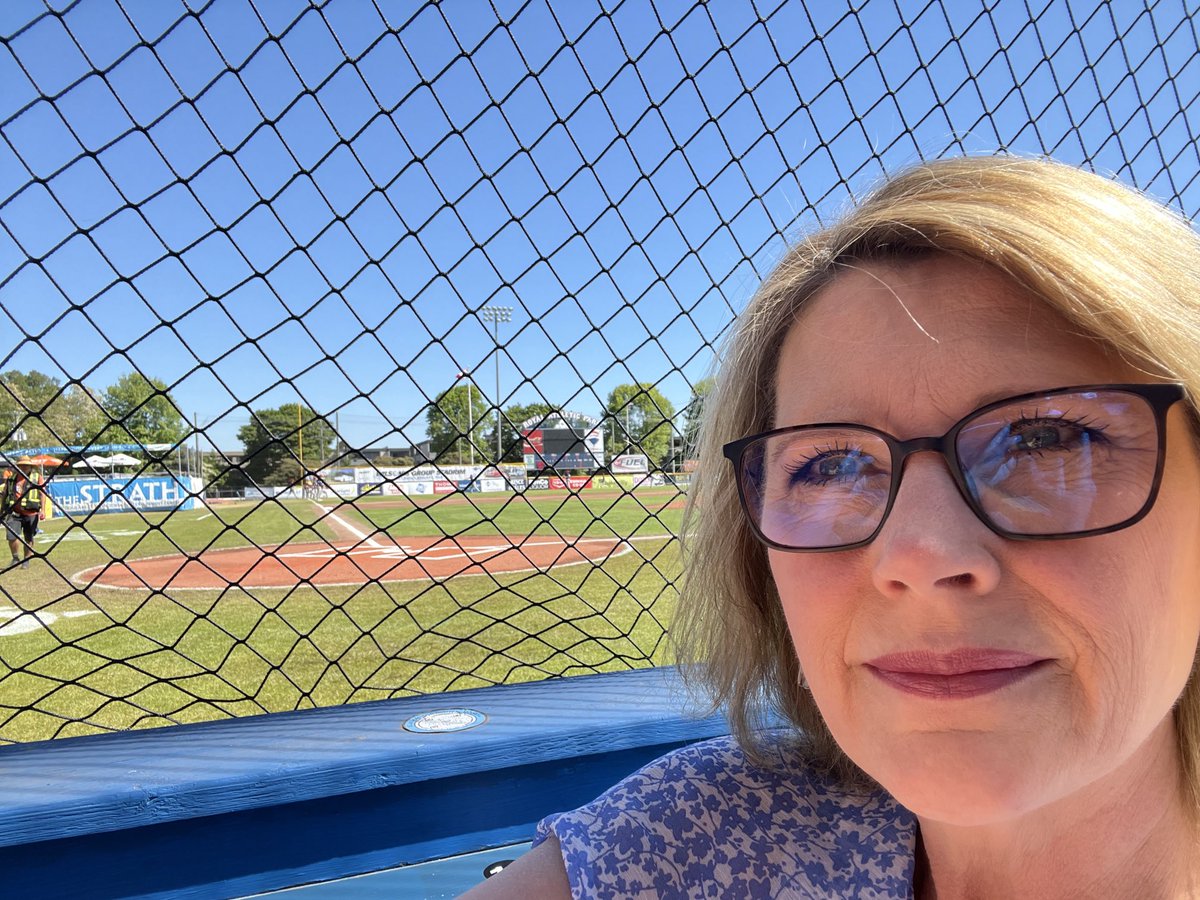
0, 0, 1197, 742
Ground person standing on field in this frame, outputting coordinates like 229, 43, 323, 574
1, 465, 44, 569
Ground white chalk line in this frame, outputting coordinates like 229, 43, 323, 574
36, 529, 146, 544
314, 500, 388, 551
0, 606, 102, 637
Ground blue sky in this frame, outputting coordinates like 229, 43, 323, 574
1, 0, 1197, 452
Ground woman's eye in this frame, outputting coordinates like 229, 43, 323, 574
1010, 419, 1096, 453
815, 455, 858, 477
789, 450, 874, 484
1014, 424, 1066, 450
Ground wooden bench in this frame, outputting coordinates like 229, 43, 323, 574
0, 667, 728, 899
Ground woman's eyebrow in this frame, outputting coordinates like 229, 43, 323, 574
774, 386, 1047, 432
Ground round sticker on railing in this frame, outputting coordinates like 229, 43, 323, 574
403, 708, 487, 733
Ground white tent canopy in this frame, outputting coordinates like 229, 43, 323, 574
72, 455, 114, 469
71, 453, 144, 471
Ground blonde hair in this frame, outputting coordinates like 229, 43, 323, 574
674, 155, 1200, 802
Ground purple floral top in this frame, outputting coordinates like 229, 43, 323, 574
534, 736, 917, 898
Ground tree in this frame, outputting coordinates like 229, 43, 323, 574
101, 373, 186, 447
425, 384, 488, 464
205, 450, 251, 493
604, 383, 676, 468
237, 404, 336, 486
48, 384, 107, 448
0, 371, 109, 450
373, 454, 415, 467
0, 369, 62, 447
681, 377, 715, 460
486, 401, 555, 463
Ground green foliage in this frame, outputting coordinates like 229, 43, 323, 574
55, 385, 108, 446
604, 383, 676, 468
372, 455, 415, 467
101, 373, 186, 446
0, 370, 59, 421
425, 383, 488, 463
0, 371, 113, 449
205, 451, 251, 492
237, 404, 335, 486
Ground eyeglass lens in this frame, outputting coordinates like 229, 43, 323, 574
740, 389, 1161, 549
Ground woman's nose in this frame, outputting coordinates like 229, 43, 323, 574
868, 455, 1002, 600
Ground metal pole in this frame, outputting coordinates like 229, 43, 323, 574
456, 373, 475, 466
481, 306, 512, 465
493, 317, 501, 463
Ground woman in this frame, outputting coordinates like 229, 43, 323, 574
467, 156, 1200, 897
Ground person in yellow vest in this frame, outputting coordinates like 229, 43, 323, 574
1, 464, 45, 569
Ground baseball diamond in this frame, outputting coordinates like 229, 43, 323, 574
74, 534, 633, 590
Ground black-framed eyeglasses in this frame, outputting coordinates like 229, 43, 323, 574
723, 383, 1186, 552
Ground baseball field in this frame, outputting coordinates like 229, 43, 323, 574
0, 487, 686, 744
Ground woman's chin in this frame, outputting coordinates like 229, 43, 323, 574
856, 733, 1063, 826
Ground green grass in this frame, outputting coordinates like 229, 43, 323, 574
0, 490, 683, 744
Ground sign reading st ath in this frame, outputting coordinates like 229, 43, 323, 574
47, 476, 203, 516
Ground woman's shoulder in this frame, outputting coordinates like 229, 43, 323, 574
535, 734, 917, 898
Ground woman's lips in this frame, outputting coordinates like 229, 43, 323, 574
864, 649, 1050, 699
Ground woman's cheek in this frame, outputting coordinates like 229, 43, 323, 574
770, 553, 866, 682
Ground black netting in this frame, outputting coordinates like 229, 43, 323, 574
0, 0, 1196, 742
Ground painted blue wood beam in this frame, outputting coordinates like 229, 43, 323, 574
0, 667, 728, 899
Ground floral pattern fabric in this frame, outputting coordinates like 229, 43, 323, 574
534, 735, 917, 899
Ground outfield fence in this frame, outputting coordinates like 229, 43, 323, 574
0, 0, 1197, 743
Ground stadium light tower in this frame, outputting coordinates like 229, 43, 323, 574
481, 305, 512, 464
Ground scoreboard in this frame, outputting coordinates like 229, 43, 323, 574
522, 424, 605, 471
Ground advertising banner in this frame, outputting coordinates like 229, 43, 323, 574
50, 476, 203, 516
244, 486, 300, 499
527, 476, 593, 491
433, 480, 455, 494
347, 464, 525, 485
633, 473, 668, 488
584, 427, 605, 467
611, 454, 649, 474
394, 482, 434, 496
522, 429, 543, 471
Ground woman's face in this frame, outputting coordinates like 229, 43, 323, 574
769, 255, 1200, 825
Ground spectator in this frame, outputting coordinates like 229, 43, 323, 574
2, 464, 45, 569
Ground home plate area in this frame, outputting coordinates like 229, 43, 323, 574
77, 534, 629, 590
